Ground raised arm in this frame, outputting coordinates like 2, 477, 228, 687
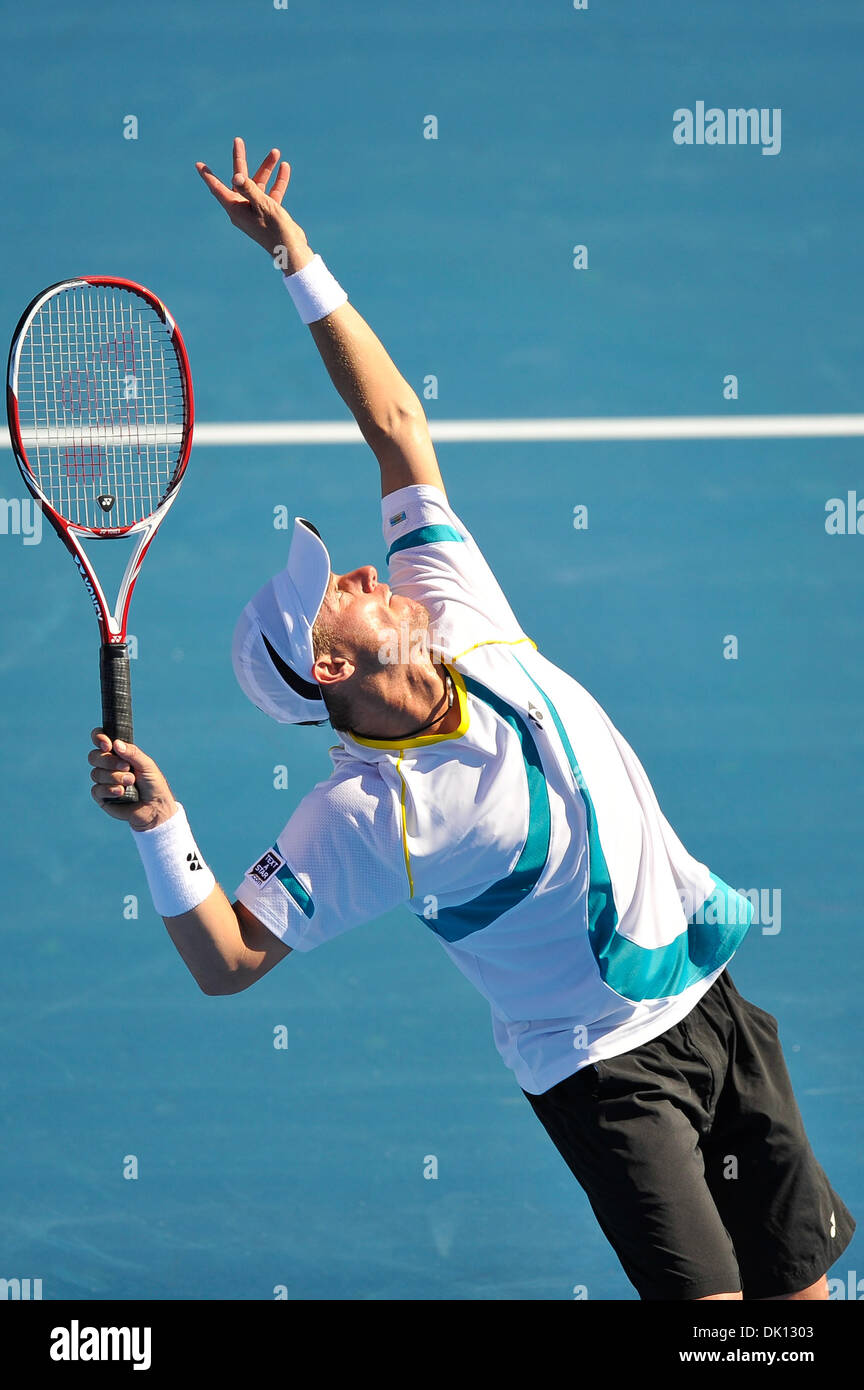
196, 137, 445, 499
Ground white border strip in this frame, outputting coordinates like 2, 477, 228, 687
189, 415, 864, 445
5, 415, 863, 450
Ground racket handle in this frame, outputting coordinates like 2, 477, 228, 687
100, 642, 139, 804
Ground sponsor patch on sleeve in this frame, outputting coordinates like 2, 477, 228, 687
245, 846, 315, 918
247, 848, 284, 886
388, 509, 407, 526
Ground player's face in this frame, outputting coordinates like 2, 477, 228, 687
319, 566, 430, 664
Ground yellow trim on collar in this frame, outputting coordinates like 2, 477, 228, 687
449, 635, 537, 661
348, 665, 469, 751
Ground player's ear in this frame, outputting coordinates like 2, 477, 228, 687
313, 653, 355, 687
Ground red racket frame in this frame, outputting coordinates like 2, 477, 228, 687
6, 276, 194, 797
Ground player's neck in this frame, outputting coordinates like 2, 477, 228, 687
350, 659, 460, 742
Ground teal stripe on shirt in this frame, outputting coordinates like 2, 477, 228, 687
386, 524, 464, 563
423, 676, 551, 943
589, 874, 752, 1001
512, 655, 752, 1000
274, 856, 315, 918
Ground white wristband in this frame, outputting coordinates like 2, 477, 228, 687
130, 804, 216, 918
281, 253, 347, 324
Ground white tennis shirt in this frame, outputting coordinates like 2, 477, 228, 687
235, 484, 753, 1094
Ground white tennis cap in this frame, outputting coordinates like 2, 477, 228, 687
232, 517, 332, 724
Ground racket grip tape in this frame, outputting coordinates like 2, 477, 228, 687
100, 642, 139, 804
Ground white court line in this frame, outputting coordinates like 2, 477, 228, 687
5, 416, 864, 449
189, 415, 864, 445
19, 426, 184, 446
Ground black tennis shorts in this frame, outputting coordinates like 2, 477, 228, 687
523, 968, 855, 1300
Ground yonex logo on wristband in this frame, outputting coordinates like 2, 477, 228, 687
129, 804, 215, 918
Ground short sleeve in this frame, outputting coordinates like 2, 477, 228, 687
234, 767, 410, 952
381, 484, 528, 654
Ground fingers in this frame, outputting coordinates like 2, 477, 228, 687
91, 765, 136, 794
87, 735, 150, 775
89, 738, 136, 803
90, 779, 138, 813
232, 171, 269, 213
251, 147, 281, 189
88, 731, 178, 826
195, 162, 239, 211
198, 142, 291, 213
232, 170, 254, 195
91, 765, 134, 785
89, 730, 129, 770
108, 739, 151, 772
233, 135, 248, 184
269, 160, 292, 205
88, 747, 130, 771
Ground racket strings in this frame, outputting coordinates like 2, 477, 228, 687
16, 285, 187, 530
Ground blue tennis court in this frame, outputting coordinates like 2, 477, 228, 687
1, 0, 861, 1301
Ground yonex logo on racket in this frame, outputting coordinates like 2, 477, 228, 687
73, 554, 102, 617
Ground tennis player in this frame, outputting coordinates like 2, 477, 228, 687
89, 138, 854, 1301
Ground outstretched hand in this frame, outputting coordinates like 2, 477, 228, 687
196, 136, 314, 271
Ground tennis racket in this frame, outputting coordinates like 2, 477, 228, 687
6, 277, 193, 802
